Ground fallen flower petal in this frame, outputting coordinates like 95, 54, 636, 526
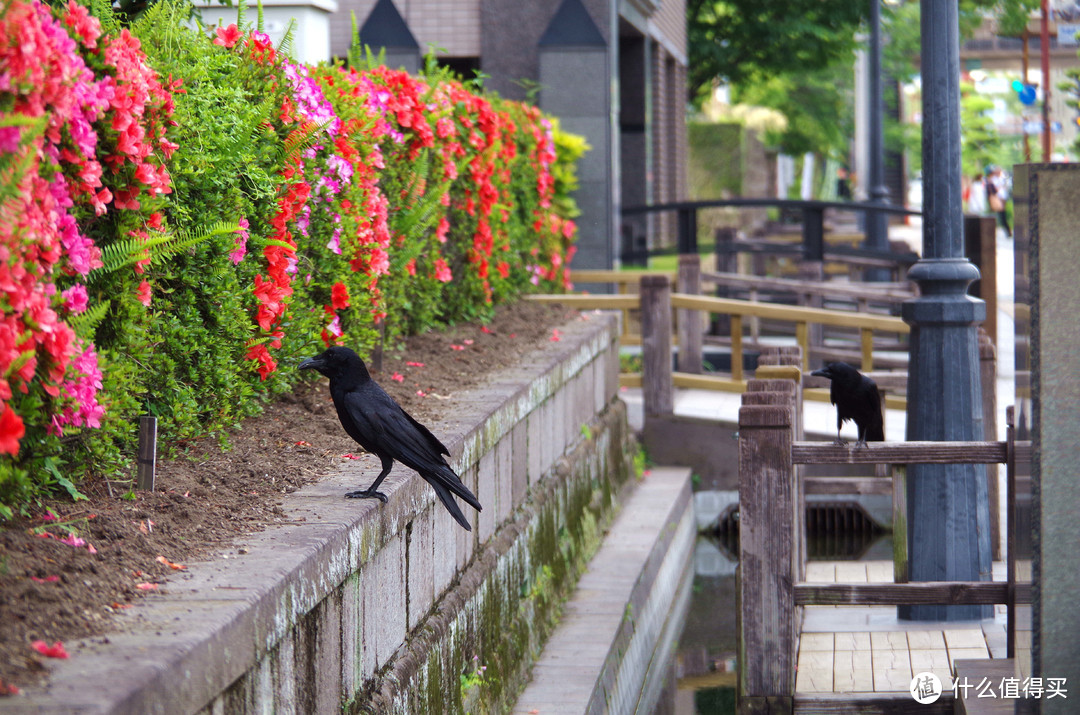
41, 511, 58, 522
31, 641, 69, 659
110, 602, 134, 610
463, 339, 474, 345
30, 576, 60, 583
57, 534, 86, 548
550, 329, 562, 342
480, 325, 493, 334
341, 453, 361, 460
416, 390, 428, 397
449, 344, 465, 351
391, 372, 404, 382
0, 679, 19, 696
294, 440, 312, 447
406, 361, 425, 367
86, 543, 97, 555
155, 556, 186, 571
135, 582, 158, 591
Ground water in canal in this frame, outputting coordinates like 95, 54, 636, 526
650, 510, 890, 714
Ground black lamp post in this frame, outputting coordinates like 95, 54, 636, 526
900, 0, 993, 621
865, 0, 890, 281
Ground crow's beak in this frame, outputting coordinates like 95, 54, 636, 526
298, 357, 320, 371
810, 368, 830, 378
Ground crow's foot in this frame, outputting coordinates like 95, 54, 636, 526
832, 437, 848, 446
854, 439, 869, 449
345, 489, 388, 503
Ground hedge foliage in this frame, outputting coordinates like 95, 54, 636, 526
0, 0, 583, 516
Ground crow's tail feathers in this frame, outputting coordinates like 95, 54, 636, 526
430, 479, 473, 531
424, 462, 482, 531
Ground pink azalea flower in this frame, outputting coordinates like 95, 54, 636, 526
31, 641, 69, 659
61, 284, 89, 315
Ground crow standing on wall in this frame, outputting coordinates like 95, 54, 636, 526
810, 362, 884, 448
299, 346, 482, 530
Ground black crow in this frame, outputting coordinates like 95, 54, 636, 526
299, 346, 482, 530
810, 362, 884, 448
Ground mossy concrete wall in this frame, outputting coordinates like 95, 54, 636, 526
13, 312, 636, 714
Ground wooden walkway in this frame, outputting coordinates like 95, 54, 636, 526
796, 560, 1007, 696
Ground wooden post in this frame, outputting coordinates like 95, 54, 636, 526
892, 465, 908, 584
137, 416, 157, 491
640, 275, 674, 418
713, 227, 737, 336
754, 350, 806, 578
1005, 405, 1016, 658
731, 315, 744, 382
979, 328, 1001, 560
860, 327, 874, 372
677, 254, 703, 374
738, 391, 796, 712
964, 214, 998, 346
797, 260, 824, 353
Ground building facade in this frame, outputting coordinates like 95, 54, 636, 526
338, 0, 688, 270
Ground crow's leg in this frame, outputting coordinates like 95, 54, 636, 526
833, 417, 847, 446
345, 455, 394, 503
855, 424, 868, 449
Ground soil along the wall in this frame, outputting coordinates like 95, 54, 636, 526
11, 311, 635, 714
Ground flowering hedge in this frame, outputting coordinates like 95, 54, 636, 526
0, 0, 580, 515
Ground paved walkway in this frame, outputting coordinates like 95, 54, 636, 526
513, 467, 695, 714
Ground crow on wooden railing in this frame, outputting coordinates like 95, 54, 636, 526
810, 362, 884, 448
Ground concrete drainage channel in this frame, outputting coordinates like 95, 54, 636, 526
9, 312, 695, 714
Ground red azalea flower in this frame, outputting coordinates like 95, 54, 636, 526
0, 406, 25, 456
330, 282, 350, 310
135, 280, 151, 307
213, 24, 242, 48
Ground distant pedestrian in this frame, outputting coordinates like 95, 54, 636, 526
967, 173, 988, 214
987, 166, 1011, 237
836, 167, 852, 200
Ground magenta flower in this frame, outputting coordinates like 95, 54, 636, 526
61, 285, 89, 315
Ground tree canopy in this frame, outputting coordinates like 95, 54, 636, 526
687, 0, 866, 103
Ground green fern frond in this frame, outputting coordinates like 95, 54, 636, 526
278, 122, 323, 166
94, 222, 240, 276
255, 0, 262, 32
67, 300, 111, 342
276, 20, 297, 59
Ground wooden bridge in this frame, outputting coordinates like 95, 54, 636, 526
736, 361, 1030, 713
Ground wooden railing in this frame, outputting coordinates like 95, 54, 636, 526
528, 271, 912, 411
737, 367, 1028, 714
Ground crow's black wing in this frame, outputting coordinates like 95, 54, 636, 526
854, 377, 884, 442
340, 386, 481, 510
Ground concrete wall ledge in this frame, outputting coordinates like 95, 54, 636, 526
8, 310, 638, 714
512, 466, 695, 713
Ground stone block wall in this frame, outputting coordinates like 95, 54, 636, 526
18, 312, 637, 714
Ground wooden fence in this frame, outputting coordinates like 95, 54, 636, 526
737, 366, 1028, 714
529, 267, 913, 412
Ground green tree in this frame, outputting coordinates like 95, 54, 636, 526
732, 63, 854, 160
687, 0, 865, 104
960, 81, 1002, 177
